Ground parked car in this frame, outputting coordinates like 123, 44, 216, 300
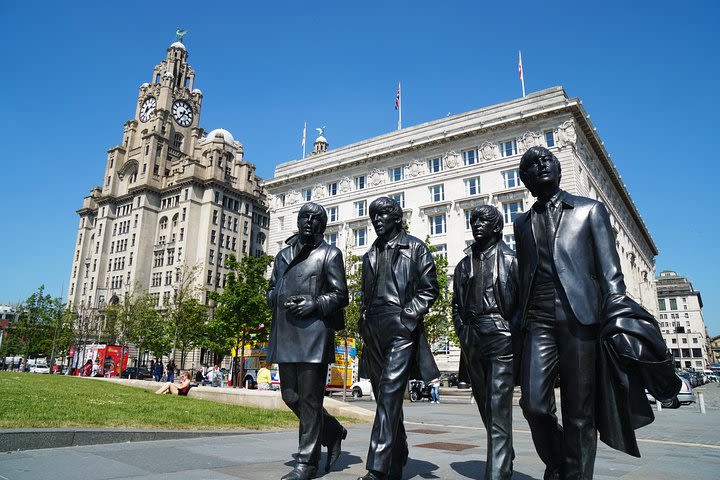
121, 366, 151, 380
350, 378, 373, 398
647, 374, 695, 408
29, 364, 50, 374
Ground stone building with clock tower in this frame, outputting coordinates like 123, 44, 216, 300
67, 41, 269, 366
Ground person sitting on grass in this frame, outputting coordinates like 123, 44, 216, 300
155, 370, 192, 396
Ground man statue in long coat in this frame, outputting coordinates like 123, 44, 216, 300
267, 202, 348, 480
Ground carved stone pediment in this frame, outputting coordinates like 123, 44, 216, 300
479, 141, 496, 161
518, 131, 544, 152
556, 120, 577, 150
338, 176, 352, 193
368, 168, 385, 187
312, 183, 326, 199
407, 159, 425, 178
286, 189, 301, 205
346, 218, 369, 229
454, 195, 490, 211
324, 224, 340, 234
443, 150, 461, 169
495, 189, 526, 203
419, 201, 452, 217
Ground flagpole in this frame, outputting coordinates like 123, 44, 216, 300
302, 121, 307, 159
518, 51, 526, 98
397, 81, 402, 130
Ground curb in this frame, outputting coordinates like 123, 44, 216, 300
0, 428, 263, 453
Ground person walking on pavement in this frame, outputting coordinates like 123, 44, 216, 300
266, 202, 349, 480
453, 205, 519, 480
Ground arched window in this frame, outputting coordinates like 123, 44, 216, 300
173, 133, 183, 149
159, 216, 168, 230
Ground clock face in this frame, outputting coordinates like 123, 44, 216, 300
139, 97, 156, 122
172, 100, 194, 127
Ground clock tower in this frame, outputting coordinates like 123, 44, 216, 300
68, 38, 270, 370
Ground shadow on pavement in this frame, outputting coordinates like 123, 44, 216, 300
450, 460, 537, 479
404, 458, 441, 478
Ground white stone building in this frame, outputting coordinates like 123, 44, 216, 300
264, 87, 658, 371
655, 271, 709, 369
67, 41, 269, 365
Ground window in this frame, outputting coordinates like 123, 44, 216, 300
693, 338, 698, 343
325, 233, 338, 246
658, 299, 666, 311
327, 207, 338, 223
464, 209, 472, 230
212, 210, 218, 225
173, 133, 183, 149
388, 166, 404, 182
429, 184, 445, 202
302, 188, 312, 202
502, 169, 522, 189
327, 182, 338, 196
429, 214, 446, 235
669, 298, 678, 310
432, 244, 447, 258
545, 130, 555, 147
390, 192, 405, 208
354, 227, 367, 247
462, 149, 477, 165
504, 234, 516, 251
500, 139, 518, 157
428, 157, 442, 173
207, 270, 212, 285
503, 201, 524, 223
209, 250, 214, 264
464, 177, 481, 196
354, 200, 367, 217
354, 175, 366, 190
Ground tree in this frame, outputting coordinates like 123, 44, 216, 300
207, 253, 273, 387
8, 286, 67, 369
424, 239, 455, 349
124, 293, 167, 373
165, 265, 209, 368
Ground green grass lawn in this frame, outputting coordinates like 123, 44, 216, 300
0, 372, 300, 430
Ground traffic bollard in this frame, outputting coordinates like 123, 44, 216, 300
698, 392, 706, 414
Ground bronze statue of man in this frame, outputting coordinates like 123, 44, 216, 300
514, 146, 626, 479
452, 205, 518, 480
358, 196, 439, 480
266, 202, 349, 480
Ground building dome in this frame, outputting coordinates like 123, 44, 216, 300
192, 88, 203, 95
169, 41, 186, 50
316, 135, 327, 144
205, 128, 235, 145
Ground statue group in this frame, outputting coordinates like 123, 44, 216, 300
266, 147, 679, 480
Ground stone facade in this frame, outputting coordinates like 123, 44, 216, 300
264, 87, 658, 371
655, 270, 709, 369
67, 42, 269, 364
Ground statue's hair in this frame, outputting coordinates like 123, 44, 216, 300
369, 196, 403, 223
298, 202, 328, 232
518, 146, 562, 195
470, 204, 504, 232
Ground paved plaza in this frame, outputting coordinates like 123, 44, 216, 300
1, 384, 719, 480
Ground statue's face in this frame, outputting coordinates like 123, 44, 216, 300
471, 214, 500, 244
524, 154, 560, 194
372, 209, 401, 240
297, 210, 324, 237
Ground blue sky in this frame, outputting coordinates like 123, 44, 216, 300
1, 1, 718, 333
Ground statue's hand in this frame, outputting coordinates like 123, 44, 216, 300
285, 295, 316, 318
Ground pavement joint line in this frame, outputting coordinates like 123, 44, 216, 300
635, 438, 720, 450
406, 421, 720, 450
